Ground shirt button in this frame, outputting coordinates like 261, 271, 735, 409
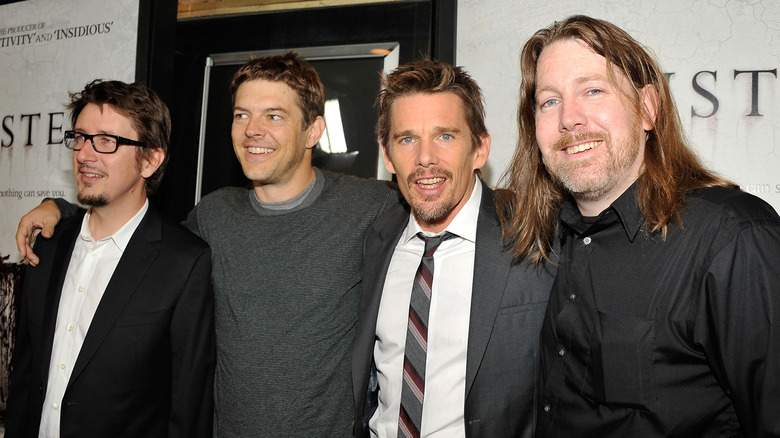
67, 324, 74, 332
569, 293, 576, 301
91, 251, 97, 257
52, 402, 60, 410
583, 237, 592, 245
558, 347, 566, 357
78, 286, 85, 293
59, 363, 66, 370
544, 404, 551, 412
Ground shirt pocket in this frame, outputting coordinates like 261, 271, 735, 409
589, 310, 655, 410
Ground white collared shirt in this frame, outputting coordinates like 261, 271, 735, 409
370, 178, 482, 438
39, 200, 148, 438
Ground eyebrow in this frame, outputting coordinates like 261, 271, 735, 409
391, 126, 463, 140
73, 128, 123, 136
535, 74, 608, 99
233, 105, 290, 114
433, 126, 462, 136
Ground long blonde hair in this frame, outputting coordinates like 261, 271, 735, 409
498, 15, 737, 263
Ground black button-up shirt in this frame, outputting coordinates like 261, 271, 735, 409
537, 183, 780, 437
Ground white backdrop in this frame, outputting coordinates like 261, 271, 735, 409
0, 0, 139, 263
458, 0, 780, 213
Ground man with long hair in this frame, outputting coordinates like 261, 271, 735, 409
498, 15, 780, 436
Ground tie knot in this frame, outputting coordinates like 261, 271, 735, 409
418, 231, 454, 257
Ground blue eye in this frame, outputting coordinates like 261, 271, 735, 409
440, 133, 453, 141
540, 98, 559, 109
401, 137, 414, 144
269, 114, 282, 121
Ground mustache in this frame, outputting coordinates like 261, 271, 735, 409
78, 163, 104, 174
406, 167, 453, 185
552, 131, 607, 151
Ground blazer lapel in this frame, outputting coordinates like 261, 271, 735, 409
40, 217, 83, 383
67, 207, 161, 389
362, 203, 409, 328
465, 183, 512, 397
354, 202, 409, 430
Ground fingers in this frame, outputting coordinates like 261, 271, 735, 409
16, 199, 61, 267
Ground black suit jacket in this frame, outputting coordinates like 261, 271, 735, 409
353, 182, 556, 437
5, 205, 215, 438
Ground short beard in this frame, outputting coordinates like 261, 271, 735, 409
545, 129, 640, 201
78, 194, 109, 207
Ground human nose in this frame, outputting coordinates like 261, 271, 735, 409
416, 137, 438, 167
75, 137, 98, 161
244, 115, 266, 137
559, 99, 587, 132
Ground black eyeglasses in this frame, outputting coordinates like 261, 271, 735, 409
64, 130, 145, 154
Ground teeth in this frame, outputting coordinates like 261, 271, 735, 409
566, 141, 599, 155
417, 177, 445, 188
84, 173, 101, 178
248, 147, 273, 154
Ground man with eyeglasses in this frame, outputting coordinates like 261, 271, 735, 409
4, 79, 215, 438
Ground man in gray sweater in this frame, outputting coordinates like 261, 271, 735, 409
17, 52, 399, 437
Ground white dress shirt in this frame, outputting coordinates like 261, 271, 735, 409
370, 178, 482, 437
39, 200, 148, 438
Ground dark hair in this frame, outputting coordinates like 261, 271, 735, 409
498, 15, 737, 263
230, 51, 325, 129
67, 79, 170, 195
376, 58, 487, 150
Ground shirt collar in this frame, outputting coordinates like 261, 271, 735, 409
79, 199, 149, 251
560, 181, 643, 242
401, 175, 483, 244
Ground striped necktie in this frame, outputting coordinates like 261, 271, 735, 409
398, 232, 453, 438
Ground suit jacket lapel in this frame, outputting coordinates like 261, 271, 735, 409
364, 203, 409, 326
40, 216, 83, 384
465, 182, 512, 397
67, 207, 162, 389
354, 201, 409, 429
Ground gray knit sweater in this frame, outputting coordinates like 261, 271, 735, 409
184, 170, 398, 437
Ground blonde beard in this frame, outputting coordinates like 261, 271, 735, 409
545, 129, 640, 201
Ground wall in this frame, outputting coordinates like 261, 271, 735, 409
458, 0, 780, 213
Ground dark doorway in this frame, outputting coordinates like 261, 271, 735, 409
196, 44, 397, 201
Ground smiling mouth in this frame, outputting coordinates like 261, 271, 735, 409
247, 146, 274, 154
78, 165, 105, 179
416, 177, 446, 189
565, 141, 600, 155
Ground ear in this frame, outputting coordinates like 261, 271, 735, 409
472, 133, 491, 170
306, 116, 326, 149
141, 148, 165, 178
381, 143, 396, 174
640, 84, 659, 131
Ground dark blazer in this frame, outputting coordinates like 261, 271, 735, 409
5, 205, 215, 438
353, 181, 556, 437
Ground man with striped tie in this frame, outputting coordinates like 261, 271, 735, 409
352, 59, 556, 438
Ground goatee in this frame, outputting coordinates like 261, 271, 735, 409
78, 194, 109, 207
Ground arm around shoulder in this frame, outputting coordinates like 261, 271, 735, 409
16, 198, 81, 266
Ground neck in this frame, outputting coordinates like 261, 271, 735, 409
88, 196, 146, 240
574, 196, 614, 218
253, 166, 316, 203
